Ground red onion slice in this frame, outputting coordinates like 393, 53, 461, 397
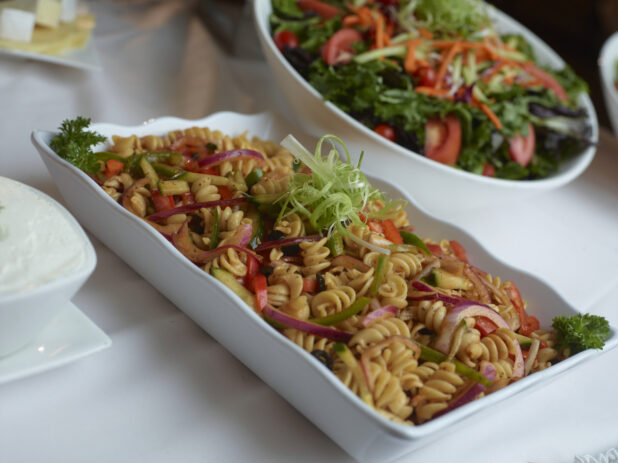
171, 219, 207, 263
331, 255, 371, 272
432, 362, 497, 419
222, 222, 253, 248
433, 302, 524, 379
362, 305, 398, 327
198, 149, 266, 168
262, 306, 352, 342
147, 197, 246, 222
408, 281, 463, 305
254, 235, 322, 252
195, 244, 262, 265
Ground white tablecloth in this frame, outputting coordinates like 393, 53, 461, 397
1, 2, 617, 462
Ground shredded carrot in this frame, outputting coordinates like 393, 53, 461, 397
415, 86, 452, 98
435, 43, 461, 90
343, 15, 360, 27
480, 103, 503, 130
417, 27, 433, 39
348, 5, 374, 27
403, 39, 422, 73
431, 40, 484, 50
416, 58, 429, 67
375, 14, 384, 49
519, 78, 543, 88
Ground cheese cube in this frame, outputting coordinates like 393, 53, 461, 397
0, 8, 36, 42
35, 0, 61, 28
60, 0, 76, 23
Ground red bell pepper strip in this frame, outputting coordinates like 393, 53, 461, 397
151, 189, 175, 212
302, 278, 318, 294
520, 315, 540, 336
382, 219, 403, 244
252, 273, 268, 313
104, 159, 124, 178
199, 167, 219, 176
245, 255, 259, 287
218, 185, 232, 200
181, 192, 195, 206
367, 221, 384, 234
504, 281, 530, 332
426, 243, 443, 256
449, 240, 468, 262
475, 317, 497, 337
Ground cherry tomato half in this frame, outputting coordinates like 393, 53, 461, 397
274, 30, 299, 52
508, 123, 536, 167
374, 124, 396, 142
482, 163, 495, 177
321, 28, 363, 65
297, 0, 341, 19
414, 66, 437, 87
424, 115, 462, 166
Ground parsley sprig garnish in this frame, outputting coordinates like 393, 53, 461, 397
50, 117, 106, 175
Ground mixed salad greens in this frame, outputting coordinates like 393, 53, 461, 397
270, 0, 593, 180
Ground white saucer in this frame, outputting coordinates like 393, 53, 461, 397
0, 301, 111, 385
0, 36, 101, 71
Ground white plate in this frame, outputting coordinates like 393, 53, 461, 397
32, 111, 617, 463
0, 35, 100, 71
0, 301, 111, 385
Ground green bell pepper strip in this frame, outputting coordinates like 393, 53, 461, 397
247, 208, 264, 250
399, 231, 431, 256
370, 254, 388, 296
310, 297, 371, 326
125, 151, 184, 177
327, 232, 344, 257
245, 168, 264, 190
210, 207, 220, 250
416, 342, 493, 387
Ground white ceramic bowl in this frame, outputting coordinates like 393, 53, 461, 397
32, 112, 616, 463
253, 0, 598, 217
599, 32, 618, 136
0, 177, 97, 357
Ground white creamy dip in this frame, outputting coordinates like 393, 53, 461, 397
0, 177, 88, 294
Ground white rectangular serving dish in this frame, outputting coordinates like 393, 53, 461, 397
32, 111, 617, 463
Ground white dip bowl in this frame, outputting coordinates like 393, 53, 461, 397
0, 177, 97, 356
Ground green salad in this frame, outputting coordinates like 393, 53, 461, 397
270, 0, 592, 180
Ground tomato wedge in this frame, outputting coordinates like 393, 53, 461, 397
424, 115, 462, 166
508, 123, 536, 167
522, 63, 568, 102
104, 159, 124, 178
274, 30, 299, 52
302, 278, 318, 293
481, 163, 495, 177
297, 0, 341, 19
151, 190, 175, 212
520, 315, 540, 336
374, 124, 396, 142
321, 28, 363, 65
382, 219, 403, 244
449, 240, 468, 262
476, 317, 497, 337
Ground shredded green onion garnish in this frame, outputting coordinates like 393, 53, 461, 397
279, 134, 405, 255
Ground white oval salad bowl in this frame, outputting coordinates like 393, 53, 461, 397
253, 0, 598, 217
599, 31, 618, 137
32, 111, 615, 463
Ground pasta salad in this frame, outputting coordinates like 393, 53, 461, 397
50, 117, 610, 426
